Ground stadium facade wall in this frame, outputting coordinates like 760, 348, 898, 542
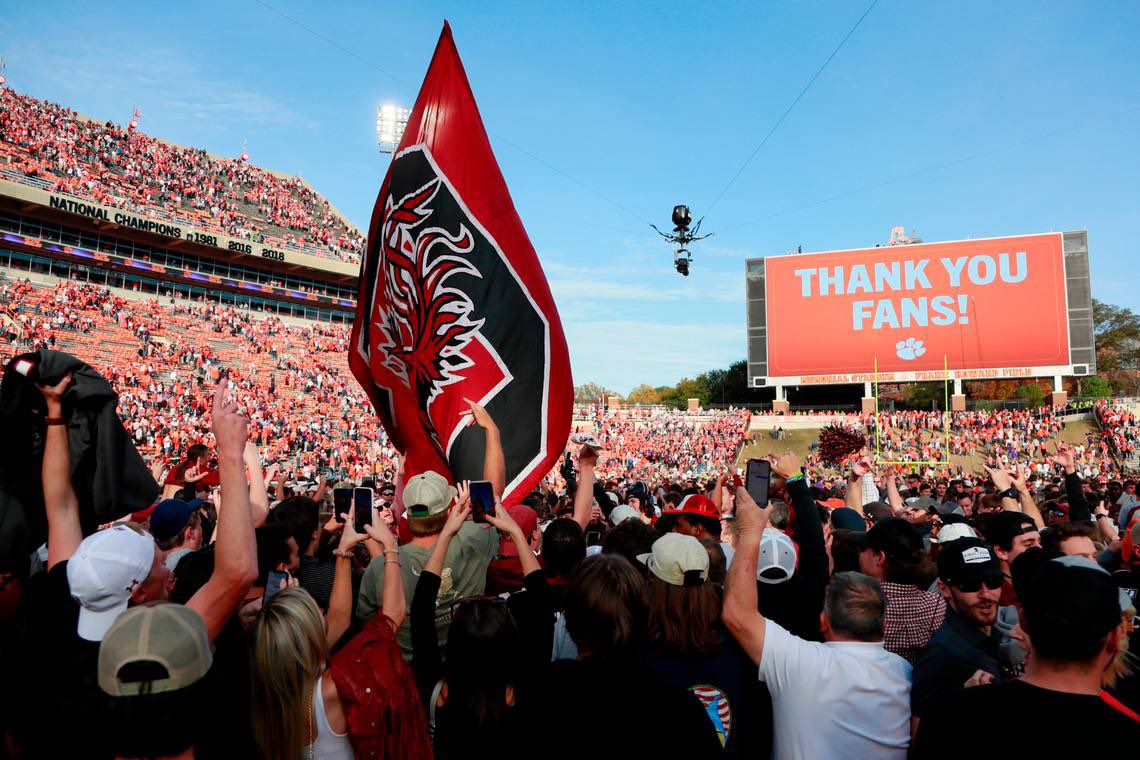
0, 178, 357, 277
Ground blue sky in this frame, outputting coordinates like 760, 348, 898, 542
3, 1, 1138, 392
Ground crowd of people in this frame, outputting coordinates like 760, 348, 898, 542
0, 86, 365, 262
793, 406, 1132, 482
574, 404, 752, 483
2, 278, 399, 483
1098, 401, 1140, 466
1, 361, 1137, 758
3, 275, 1140, 757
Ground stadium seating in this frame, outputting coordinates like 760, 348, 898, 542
4, 275, 1133, 485
0, 87, 364, 264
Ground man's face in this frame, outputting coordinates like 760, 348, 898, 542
285, 537, 301, 572
907, 477, 921, 491
858, 547, 884, 579
1059, 535, 1097, 562
379, 488, 395, 504
941, 579, 1001, 628
1109, 483, 1123, 498
1005, 530, 1041, 565
673, 516, 701, 538
903, 508, 933, 525
1126, 483, 1137, 496
919, 484, 933, 497
136, 545, 173, 603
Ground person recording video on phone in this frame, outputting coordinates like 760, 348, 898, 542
355, 399, 505, 658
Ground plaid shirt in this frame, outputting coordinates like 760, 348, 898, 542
881, 581, 947, 665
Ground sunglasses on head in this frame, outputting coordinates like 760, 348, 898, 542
949, 576, 1003, 593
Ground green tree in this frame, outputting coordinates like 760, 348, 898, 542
626, 384, 660, 404
905, 382, 945, 409
657, 376, 710, 408
1015, 382, 1046, 407
1093, 299, 1140, 394
574, 383, 613, 404
1079, 375, 1112, 398
702, 360, 750, 405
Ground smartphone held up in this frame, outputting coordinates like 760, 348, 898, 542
469, 480, 496, 523
745, 459, 771, 508
353, 487, 374, 534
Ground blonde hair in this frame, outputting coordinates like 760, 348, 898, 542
1103, 607, 1137, 689
251, 588, 328, 760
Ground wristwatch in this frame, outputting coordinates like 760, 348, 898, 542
999, 487, 1019, 500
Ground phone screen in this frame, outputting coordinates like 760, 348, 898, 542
333, 488, 353, 522
353, 488, 373, 534
746, 459, 771, 508
469, 480, 495, 523
263, 571, 289, 607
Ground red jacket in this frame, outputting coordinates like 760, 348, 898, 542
329, 616, 433, 760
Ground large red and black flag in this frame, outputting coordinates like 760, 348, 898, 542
349, 22, 572, 504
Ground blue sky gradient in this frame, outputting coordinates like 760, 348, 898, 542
3, 1, 1137, 392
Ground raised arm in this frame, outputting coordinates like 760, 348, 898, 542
363, 509, 404, 630
885, 468, 904, 515
312, 472, 330, 505
1011, 464, 1045, 529
1051, 444, 1090, 523
722, 479, 773, 665
774, 451, 828, 630
464, 399, 505, 498
486, 499, 541, 577
37, 374, 82, 570
187, 377, 258, 642
244, 442, 269, 528
845, 455, 872, 515
326, 508, 367, 647
412, 499, 470, 702
987, 465, 1044, 529
572, 445, 598, 531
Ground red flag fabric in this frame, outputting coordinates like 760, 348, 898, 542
350, 22, 572, 505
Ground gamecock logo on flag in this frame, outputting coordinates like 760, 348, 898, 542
350, 22, 572, 504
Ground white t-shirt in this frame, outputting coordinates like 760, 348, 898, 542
758, 619, 912, 760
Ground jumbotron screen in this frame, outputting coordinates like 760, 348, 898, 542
745, 231, 1096, 387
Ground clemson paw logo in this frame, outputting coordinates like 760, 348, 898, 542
895, 338, 926, 361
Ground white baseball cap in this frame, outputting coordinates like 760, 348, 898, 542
67, 525, 156, 642
609, 504, 641, 526
637, 533, 709, 586
402, 471, 457, 518
931, 523, 978, 544
757, 528, 797, 585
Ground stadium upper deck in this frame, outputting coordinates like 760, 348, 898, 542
0, 84, 364, 322
0, 85, 364, 265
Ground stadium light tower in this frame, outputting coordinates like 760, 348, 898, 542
376, 103, 411, 154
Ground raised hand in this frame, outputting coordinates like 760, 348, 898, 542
437, 500, 471, 540
36, 372, 72, 412
484, 498, 520, 536
1050, 443, 1076, 475
734, 481, 774, 533
461, 398, 497, 432
363, 504, 399, 551
984, 465, 1013, 492
766, 451, 802, 479
851, 455, 874, 479
338, 507, 367, 551
211, 375, 248, 458
454, 480, 471, 511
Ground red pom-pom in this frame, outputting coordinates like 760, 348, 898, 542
818, 424, 867, 465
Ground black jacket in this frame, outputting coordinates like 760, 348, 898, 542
0, 349, 159, 575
